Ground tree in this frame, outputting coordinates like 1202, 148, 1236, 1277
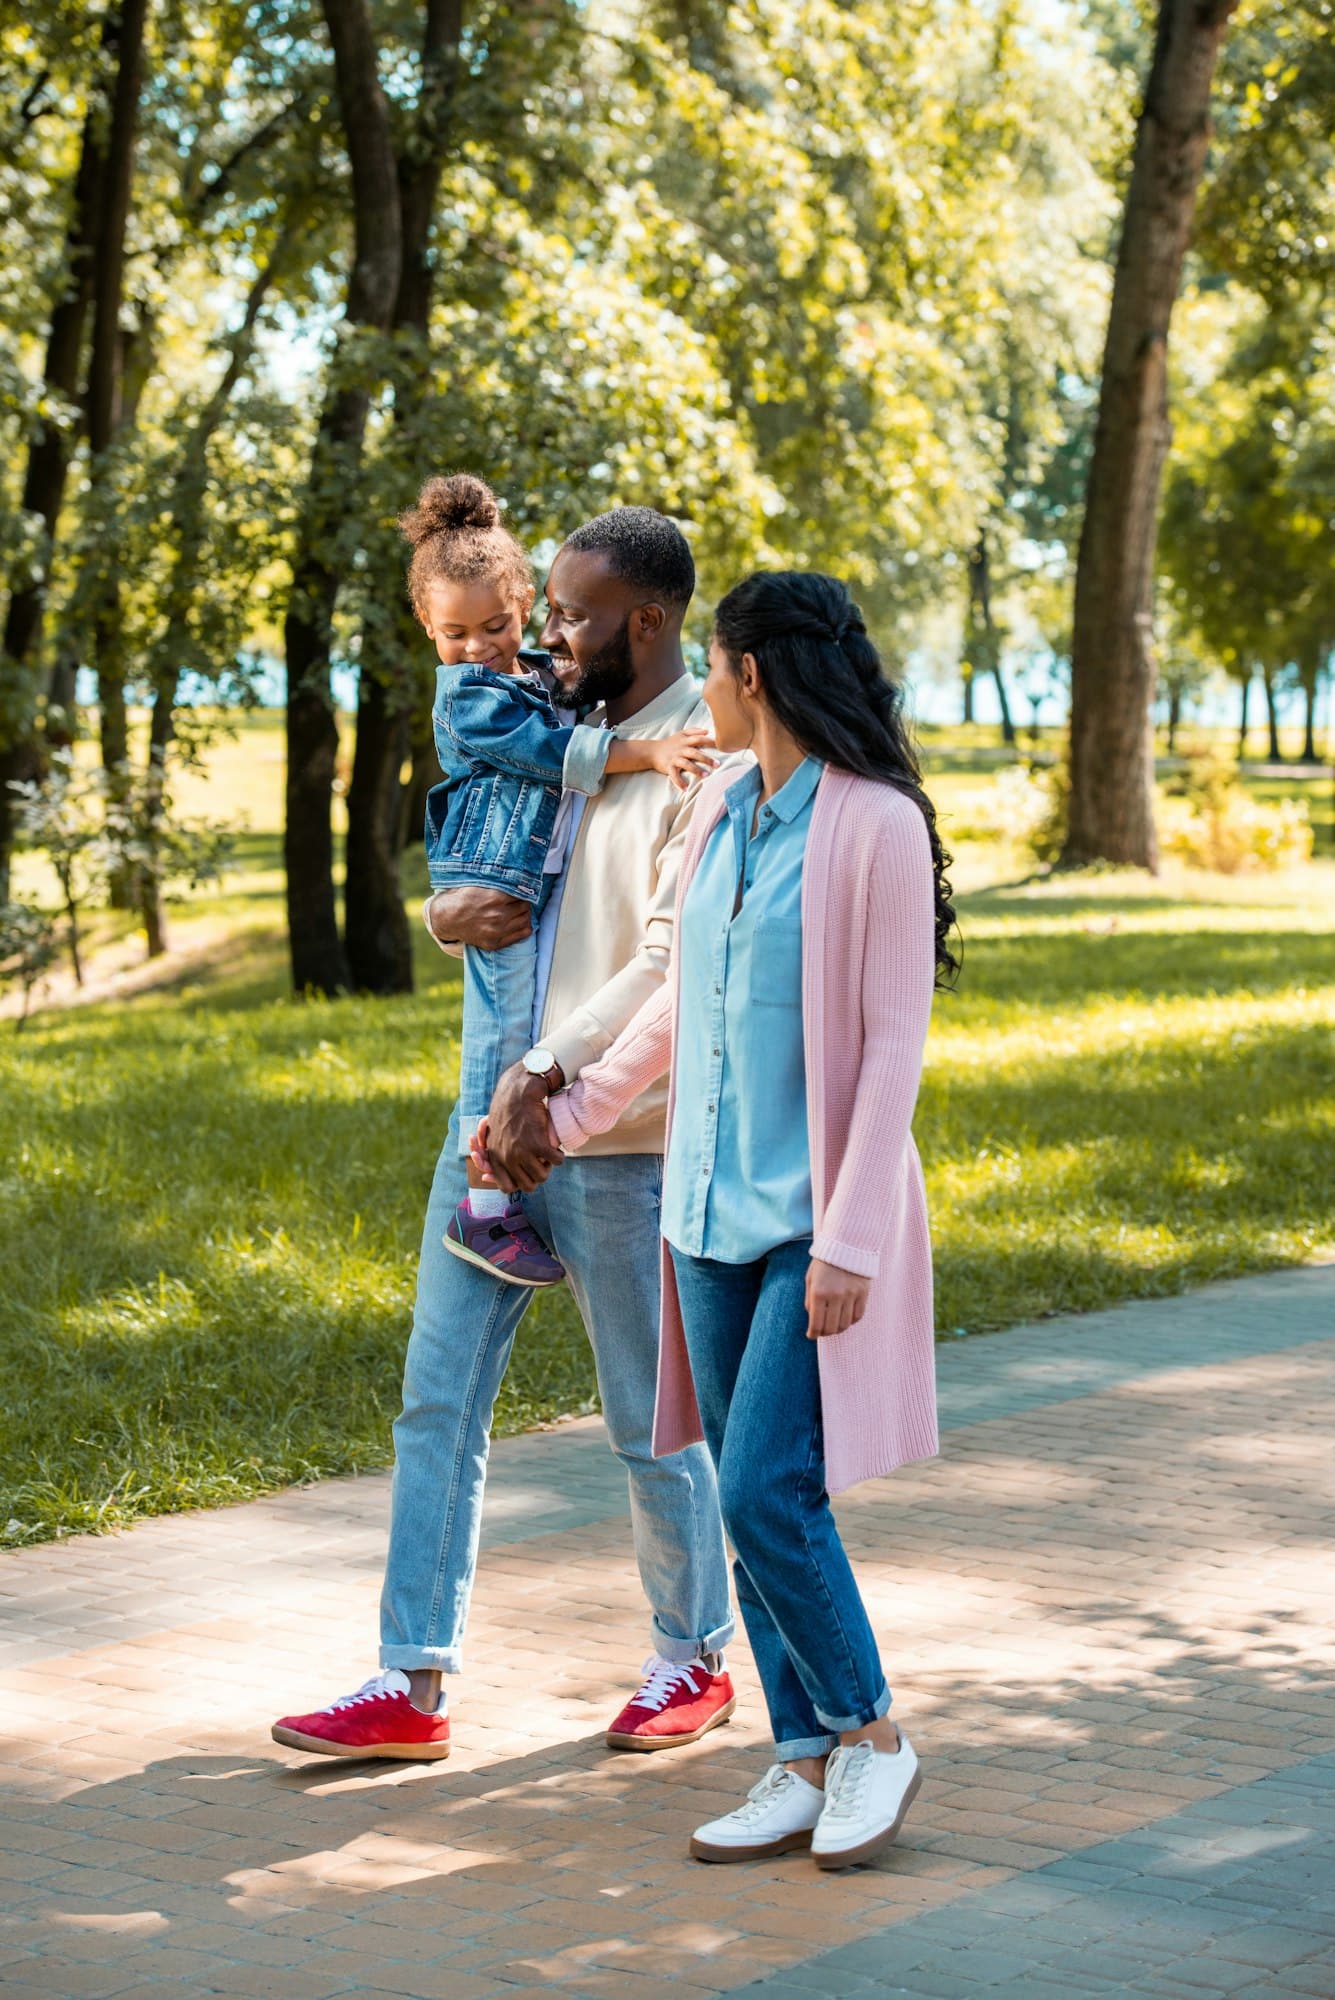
341, 0, 464, 997
0, 8, 112, 899
1063, 0, 1240, 870
283, 0, 403, 996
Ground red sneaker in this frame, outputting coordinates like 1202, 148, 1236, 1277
271, 1671, 451, 1760
606, 1654, 736, 1752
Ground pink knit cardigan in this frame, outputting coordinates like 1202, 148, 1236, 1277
549, 763, 940, 1493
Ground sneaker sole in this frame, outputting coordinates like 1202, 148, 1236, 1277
442, 1230, 563, 1289
690, 1825, 814, 1863
606, 1698, 736, 1752
270, 1724, 452, 1761
813, 1765, 923, 1870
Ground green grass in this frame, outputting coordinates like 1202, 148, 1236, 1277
2, 716, 1332, 1545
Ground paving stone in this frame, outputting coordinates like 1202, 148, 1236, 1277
2, 1264, 1333, 2000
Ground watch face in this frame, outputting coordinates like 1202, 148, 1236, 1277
525, 1048, 555, 1075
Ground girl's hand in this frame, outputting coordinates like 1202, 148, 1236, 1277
805, 1257, 871, 1339
468, 1119, 499, 1186
651, 727, 718, 792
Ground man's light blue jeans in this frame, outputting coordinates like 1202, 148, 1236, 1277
380, 1109, 735, 1672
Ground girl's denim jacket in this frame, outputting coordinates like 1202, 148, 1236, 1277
424, 650, 611, 905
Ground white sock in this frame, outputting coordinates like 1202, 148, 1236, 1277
467, 1187, 509, 1219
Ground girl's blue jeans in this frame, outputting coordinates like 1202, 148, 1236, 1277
669, 1238, 892, 1760
457, 925, 539, 1158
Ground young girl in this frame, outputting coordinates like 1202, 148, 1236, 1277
403, 473, 713, 1287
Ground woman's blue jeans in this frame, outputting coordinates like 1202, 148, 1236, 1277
670, 1238, 891, 1760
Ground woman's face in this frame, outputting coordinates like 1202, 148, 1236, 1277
702, 635, 759, 752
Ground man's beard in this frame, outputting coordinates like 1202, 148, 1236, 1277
564, 616, 635, 710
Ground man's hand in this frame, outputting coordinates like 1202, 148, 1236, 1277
424, 886, 532, 952
485, 1061, 566, 1193
805, 1257, 871, 1339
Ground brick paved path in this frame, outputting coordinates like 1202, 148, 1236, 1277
2, 1265, 1332, 2000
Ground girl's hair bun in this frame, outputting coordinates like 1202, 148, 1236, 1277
401, 473, 501, 545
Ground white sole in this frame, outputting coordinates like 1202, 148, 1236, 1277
813, 1765, 922, 1869
441, 1230, 563, 1288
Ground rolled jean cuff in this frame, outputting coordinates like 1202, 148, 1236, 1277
651, 1612, 736, 1665
775, 1729, 838, 1760
379, 1644, 463, 1675
814, 1680, 892, 1734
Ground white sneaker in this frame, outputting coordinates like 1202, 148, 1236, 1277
811, 1733, 921, 1869
690, 1764, 825, 1863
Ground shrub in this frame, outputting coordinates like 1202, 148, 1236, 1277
974, 759, 1068, 864
1160, 754, 1314, 873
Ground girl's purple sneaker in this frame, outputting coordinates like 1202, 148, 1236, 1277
443, 1198, 565, 1288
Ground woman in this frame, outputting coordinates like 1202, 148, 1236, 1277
545, 571, 958, 1868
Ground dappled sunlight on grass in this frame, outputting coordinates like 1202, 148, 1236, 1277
3, 808, 1331, 1541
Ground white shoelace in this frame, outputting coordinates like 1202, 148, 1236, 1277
728, 1765, 799, 1824
329, 1671, 407, 1711
630, 1654, 702, 1713
820, 1740, 876, 1821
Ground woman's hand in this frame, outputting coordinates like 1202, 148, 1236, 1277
805, 1257, 871, 1339
650, 726, 717, 792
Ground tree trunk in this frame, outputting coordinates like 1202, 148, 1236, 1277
965, 533, 1015, 748
344, 683, 415, 991
139, 698, 173, 957
0, 36, 110, 901
1237, 673, 1250, 759
1261, 669, 1281, 763
1299, 654, 1320, 764
137, 252, 283, 959
342, 0, 464, 994
1166, 682, 1181, 754
1062, 0, 1239, 869
85, 0, 150, 907
960, 660, 974, 725
397, 723, 441, 855
284, 0, 403, 996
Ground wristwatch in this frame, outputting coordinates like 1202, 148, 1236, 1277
521, 1045, 565, 1093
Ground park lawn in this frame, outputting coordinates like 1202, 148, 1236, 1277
2, 714, 1332, 1545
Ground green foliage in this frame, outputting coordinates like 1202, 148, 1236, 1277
0, 900, 58, 1023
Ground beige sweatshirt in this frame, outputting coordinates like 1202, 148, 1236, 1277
539, 673, 723, 1155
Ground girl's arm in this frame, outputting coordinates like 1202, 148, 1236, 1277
438, 676, 605, 793
439, 677, 714, 798
547, 980, 674, 1152
812, 803, 936, 1282
604, 728, 717, 792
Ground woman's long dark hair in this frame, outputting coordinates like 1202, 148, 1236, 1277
713, 570, 959, 986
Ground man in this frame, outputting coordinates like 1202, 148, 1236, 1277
273, 508, 736, 1762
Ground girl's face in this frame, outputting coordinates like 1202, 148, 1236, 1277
422, 578, 533, 673
702, 635, 760, 752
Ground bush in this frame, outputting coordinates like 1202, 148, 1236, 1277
1160, 754, 1314, 873
974, 759, 1068, 864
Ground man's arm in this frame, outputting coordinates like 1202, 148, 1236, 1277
540, 774, 697, 1084
484, 769, 709, 1189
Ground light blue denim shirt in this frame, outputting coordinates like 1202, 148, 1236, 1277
662, 755, 822, 1264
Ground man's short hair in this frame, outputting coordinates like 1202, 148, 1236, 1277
564, 507, 695, 609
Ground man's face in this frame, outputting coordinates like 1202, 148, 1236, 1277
539, 547, 640, 708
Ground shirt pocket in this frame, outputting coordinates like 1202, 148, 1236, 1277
750, 916, 803, 1008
